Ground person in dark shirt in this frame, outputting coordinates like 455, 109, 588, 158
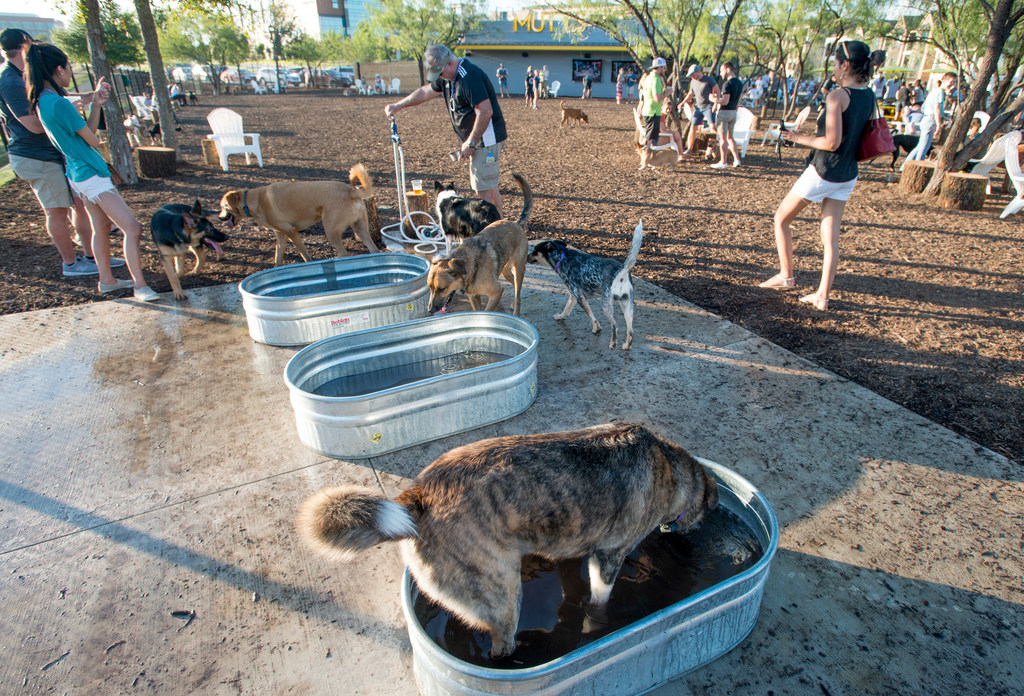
710, 61, 744, 168
0, 27, 120, 277
758, 41, 884, 312
385, 45, 508, 215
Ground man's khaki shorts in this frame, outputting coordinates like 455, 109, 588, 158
9, 154, 72, 209
469, 141, 503, 192
715, 109, 738, 138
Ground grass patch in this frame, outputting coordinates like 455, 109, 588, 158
0, 167, 15, 188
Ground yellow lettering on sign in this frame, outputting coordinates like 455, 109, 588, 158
512, 11, 556, 32
512, 11, 530, 32
531, 14, 545, 32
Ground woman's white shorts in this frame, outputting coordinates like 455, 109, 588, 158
790, 165, 857, 203
68, 175, 117, 203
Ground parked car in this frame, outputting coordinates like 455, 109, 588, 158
256, 67, 288, 89
286, 69, 303, 86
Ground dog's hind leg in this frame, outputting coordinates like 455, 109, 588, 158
601, 297, 619, 350
617, 295, 635, 350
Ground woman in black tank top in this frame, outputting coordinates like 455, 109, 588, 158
758, 41, 885, 311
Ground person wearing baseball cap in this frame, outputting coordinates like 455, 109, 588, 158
384, 45, 507, 215
638, 56, 668, 168
682, 63, 720, 155
0, 28, 123, 278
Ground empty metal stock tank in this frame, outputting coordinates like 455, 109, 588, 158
239, 253, 430, 346
284, 312, 539, 459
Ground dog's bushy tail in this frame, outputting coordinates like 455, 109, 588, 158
297, 486, 416, 561
616, 220, 644, 282
512, 173, 533, 228
348, 163, 375, 200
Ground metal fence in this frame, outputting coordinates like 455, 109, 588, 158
71, 65, 153, 122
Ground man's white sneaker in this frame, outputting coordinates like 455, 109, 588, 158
710, 162, 729, 169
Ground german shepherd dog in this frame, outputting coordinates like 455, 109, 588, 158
528, 220, 643, 350
150, 200, 228, 300
560, 101, 589, 127
218, 164, 379, 266
298, 422, 719, 659
433, 173, 529, 243
427, 176, 533, 316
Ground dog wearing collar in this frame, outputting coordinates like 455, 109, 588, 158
427, 175, 532, 315
433, 173, 528, 243
217, 163, 379, 266
297, 422, 719, 659
528, 220, 643, 350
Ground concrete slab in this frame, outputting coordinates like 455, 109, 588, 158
0, 267, 1020, 695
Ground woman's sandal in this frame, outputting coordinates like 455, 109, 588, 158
800, 293, 829, 311
758, 274, 795, 289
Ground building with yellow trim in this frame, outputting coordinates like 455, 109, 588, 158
459, 11, 636, 99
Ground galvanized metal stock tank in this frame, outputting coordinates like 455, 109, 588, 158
239, 253, 430, 346
400, 459, 779, 695
284, 312, 539, 459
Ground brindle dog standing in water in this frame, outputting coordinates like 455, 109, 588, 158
297, 422, 719, 659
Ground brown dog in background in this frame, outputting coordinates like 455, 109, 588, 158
427, 175, 532, 316
297, 422, 720, 659
218, 163, 379, 265
560, 101, 589, 127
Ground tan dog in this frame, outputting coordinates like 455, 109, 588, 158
218, 163, 379, 266
560, 101, 589, 127
297, 423, 720, 659
636, 142, 679, 169
427, 175, 532, 316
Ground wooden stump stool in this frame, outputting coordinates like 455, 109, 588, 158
403, 190, 432, 236
365, 197, 383, 248
938, 172, 988, 211
201, 139, 220, 166
135, 146, 177, 178
899, 160, 935, 194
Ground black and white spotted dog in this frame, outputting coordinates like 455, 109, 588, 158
527, 220, 644, 350
433, 174, 528, 242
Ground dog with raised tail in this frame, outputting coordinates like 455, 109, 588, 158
528, 219, 644, 350
297, 422, 719, 660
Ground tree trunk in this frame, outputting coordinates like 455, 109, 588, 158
81, 0, 137, 185
923, 0, 1019, 196
131, 0, 177, 154
710, 0, 745, 76
937, 172, 988, 210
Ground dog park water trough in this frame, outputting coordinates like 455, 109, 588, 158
283, 311, 539, 459
239, 253, 431, 346
402, 460, 779, 695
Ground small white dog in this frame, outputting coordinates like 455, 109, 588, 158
123, 115, 145, 148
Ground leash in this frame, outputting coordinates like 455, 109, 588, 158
554, 252, 565, 273
242, 190, 252, 217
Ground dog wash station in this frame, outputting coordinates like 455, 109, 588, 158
233, 119, 778, 694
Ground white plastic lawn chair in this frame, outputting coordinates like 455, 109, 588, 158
549, 80, 561, 98
973, 110, 990, 132
206, 107, 263, 172
999, 135, 1024, 219
969, 130, 1020, 194
632, 108, 679, 155
250, 79, 267, 95
733, 107, 755, 158
389, 77, 400, 94
355, 79, 367, 95
761, 105, 811, 145
130, 95, 153, 120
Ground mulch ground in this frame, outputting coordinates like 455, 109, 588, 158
1, 90, 1021, 464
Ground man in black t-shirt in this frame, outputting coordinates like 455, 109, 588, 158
710, 61, 744, 168
385, 44, 508, 215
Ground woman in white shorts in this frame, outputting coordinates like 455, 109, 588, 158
759, 41, 884, 311
26, 42, 157, 301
